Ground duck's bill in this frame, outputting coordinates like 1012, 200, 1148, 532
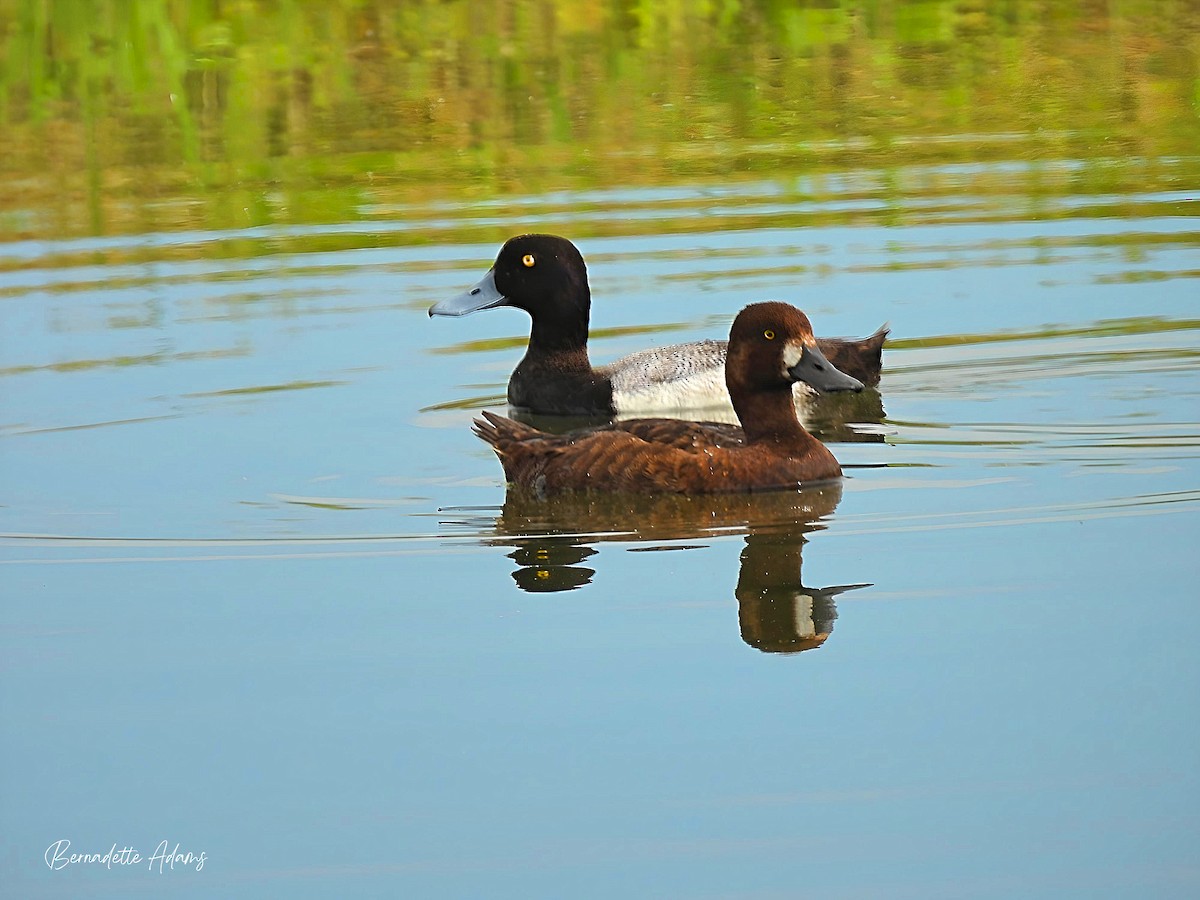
428, 269, 508, 317
786, 344, 865, 393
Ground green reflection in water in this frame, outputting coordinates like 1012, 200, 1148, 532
0, 343, 251, 377
426, 321, 691, 356
887, 315, 1200, 350
184, 379, 345, 398
0, 0, 1196, 241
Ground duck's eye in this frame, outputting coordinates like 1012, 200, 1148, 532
522, 254, 536, 268
763, 329, 775, 340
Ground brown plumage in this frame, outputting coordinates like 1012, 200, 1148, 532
472, 302, 852, 496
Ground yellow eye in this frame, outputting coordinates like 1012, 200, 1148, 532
763, 329, 775, 340
522, 254, 536, 268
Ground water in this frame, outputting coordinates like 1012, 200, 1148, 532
2, 3, 1199, 898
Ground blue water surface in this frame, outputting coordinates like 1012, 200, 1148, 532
2, 178, 1199, 898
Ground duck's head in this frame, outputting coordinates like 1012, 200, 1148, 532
728, 302, 865, 396
429, 234, 590, 324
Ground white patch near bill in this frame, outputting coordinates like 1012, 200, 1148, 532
792, 592, 817, 638
781, 340, 804, 371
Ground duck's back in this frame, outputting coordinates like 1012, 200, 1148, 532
473, 411, 837, 495
616, 417, 747, 450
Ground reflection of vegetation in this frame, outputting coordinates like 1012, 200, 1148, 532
425, 321, 689, 355
0, 343, 250, 377
887, 316, 1200, 350
0, 0, 1196, 240
420, 393, 509, 413
1095, 268, 1200, 284
185, 379, 344, 397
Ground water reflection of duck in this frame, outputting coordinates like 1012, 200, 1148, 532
489, 482, 869, 654
735, 528, 863, 653
474, 303, 862, 496
429, 233, 888, 418
507, 542, 597, 592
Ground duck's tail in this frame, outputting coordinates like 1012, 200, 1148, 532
816, 323, 889, 386
472, 410, 541, 454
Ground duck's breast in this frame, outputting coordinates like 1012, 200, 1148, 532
508, 350, 615, 415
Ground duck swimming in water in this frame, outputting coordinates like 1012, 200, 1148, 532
430, 234, 887, 418
472, 301, 860, 495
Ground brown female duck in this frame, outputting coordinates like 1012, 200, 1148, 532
473, 302, 860, 495
431, 234, 887, 417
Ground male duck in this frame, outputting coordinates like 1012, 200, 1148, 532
430, 234, 887, 417
473, 301, 858, 495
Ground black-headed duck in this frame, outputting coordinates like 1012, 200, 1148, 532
429, 234, 887, 417
472, 302, 860, 495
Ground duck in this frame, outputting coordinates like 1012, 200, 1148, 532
429, 233, 887, 418
472, 301, 859, 495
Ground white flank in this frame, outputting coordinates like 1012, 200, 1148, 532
605, 338, 817, 423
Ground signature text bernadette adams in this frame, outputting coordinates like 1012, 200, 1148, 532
45, 839, 207, 873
